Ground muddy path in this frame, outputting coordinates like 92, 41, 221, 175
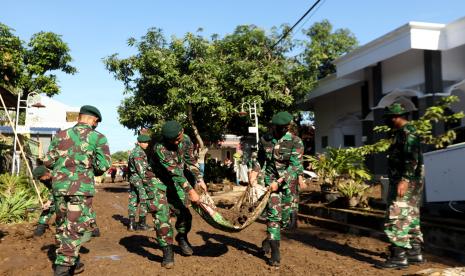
0, 180, 460, 276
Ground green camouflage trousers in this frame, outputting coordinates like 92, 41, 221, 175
286, 179, 299, 214
266, 187, 293, 240
54, 195, 95, 266
147, 187, 172, 247
384, 180, 424, 249
128, 180, 148, 218
167, 187, 192, 235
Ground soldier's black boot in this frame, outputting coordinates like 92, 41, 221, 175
175, 233, 193, 256
70, 257, 84, 275
377, 246, 409, 269
127, 217, 136, 231
91, 227, 100, 237
34, 223, 48, 237
161, 245, 174, 269
283, 210, 298, 231
54, 265, 72, 276
268, 240, 280, 267
260, 238, 271, 255
407, 242, 425, 263
137, 216, 149, 231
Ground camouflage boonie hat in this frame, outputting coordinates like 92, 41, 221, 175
383, 103, 408, 117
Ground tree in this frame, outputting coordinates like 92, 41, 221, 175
105, 28, 229, 153
104, 20, 358, 160
0, 23, 76, 96
105, 26, 304, 144
302, 19, 358, 80
213, 24, 311, 129
111, 150, 129, 163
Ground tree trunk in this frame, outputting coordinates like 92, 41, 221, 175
187, 104, 208, 163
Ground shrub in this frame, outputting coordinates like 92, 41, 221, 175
0, 173, 41, 223
305, 147, 372, 189
337, 179, 370, 198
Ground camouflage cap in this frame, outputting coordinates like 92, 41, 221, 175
80, 105, 102, 122
383, 103, 408, 117
32, 165, 48, 179
161, 120, 183, 139
271, 111, 293, 126
137, 134, 151, 143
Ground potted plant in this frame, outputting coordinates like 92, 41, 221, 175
305, 147, 372, 203
306, 153, 339, 202
337, 179, 370, 208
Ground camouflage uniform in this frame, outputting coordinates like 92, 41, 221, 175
385, 123, 424, 249
254, 131, 304, 240
127, 144, 149, 218
152, 134, 203, 242
145, 177, 172, 246
44, 123, 111, 267
37, 193, 55, 225
37, 176, 55, 225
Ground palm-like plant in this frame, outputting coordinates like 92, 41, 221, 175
0, 173, 39, 223
305, 147, 372, 189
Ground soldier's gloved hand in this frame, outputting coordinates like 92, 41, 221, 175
188, 189, 200, 203
196, 179, 207, 192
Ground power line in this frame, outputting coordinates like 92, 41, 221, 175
295, 0, 326, 37
271, 0, 323, 50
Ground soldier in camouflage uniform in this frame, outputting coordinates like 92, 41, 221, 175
150, 120, 206, 269
378, 103, 424, 269
251, 111, 304, 268
44, 105, 111, 276
127, 134, 152, 231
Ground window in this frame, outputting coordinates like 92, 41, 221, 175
321, 136, 328, 148
344, 135, 356, 147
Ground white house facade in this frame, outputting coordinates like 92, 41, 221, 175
0, 94, 79, 157
304, 16, 465, 174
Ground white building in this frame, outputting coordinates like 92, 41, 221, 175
303, 16, 465, 174
0, 94, 78, 157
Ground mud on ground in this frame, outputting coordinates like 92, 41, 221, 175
0, 180, 460, 276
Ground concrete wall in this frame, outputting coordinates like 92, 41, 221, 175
443, 44, 465, 82
382, 49, 424, 94
313, 84, 362, 153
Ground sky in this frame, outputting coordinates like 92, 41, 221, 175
2, 0, 465, 152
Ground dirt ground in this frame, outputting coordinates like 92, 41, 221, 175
0, 180, 460, 276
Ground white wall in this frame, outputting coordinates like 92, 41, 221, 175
442, 44, 465, 82
382, 49, 424, 94
313, 84, 362, 153
25, 96, 78, 130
